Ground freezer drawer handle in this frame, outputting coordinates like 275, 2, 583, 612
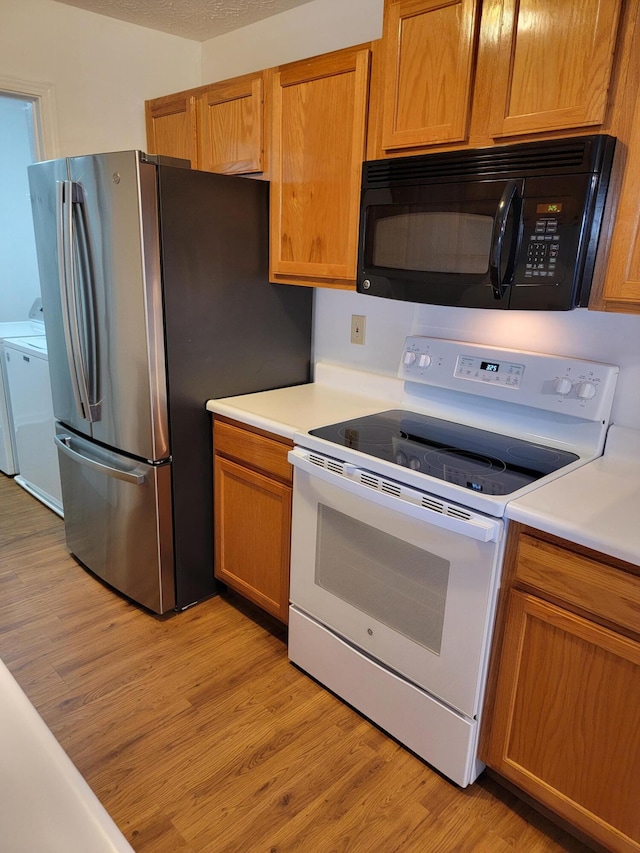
54, 435, 146, 485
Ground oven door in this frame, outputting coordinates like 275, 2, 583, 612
288, 448, 504, 719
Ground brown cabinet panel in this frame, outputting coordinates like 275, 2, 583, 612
485, 590, 640, 852
488, 0, 623, 138
482, 525, 640, 852
196, 71, 267, 176
270, 46, 370, 288
515, 533, 640, 635
597, 49, 640, 312
213, 417, 293, 623
380, 0, 479, 150
214, 455, 292, 622
145, 92, 198, 166
214, 419, 292, 483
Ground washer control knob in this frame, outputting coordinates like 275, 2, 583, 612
403, 351, 417, 366
577, 381, 597, 400
409, 456, 421, 470
554, 377, 573, 396
418, 353, 432, 368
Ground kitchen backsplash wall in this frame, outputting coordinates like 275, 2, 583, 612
314, 288, 640, 430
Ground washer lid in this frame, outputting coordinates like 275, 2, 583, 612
3, 336, 48, 356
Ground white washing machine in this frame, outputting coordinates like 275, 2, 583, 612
0, 299, 46, 476
3, 335, 63, 516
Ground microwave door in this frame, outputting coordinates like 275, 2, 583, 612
358, 179, 525, 308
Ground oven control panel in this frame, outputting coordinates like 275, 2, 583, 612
399, 336, 619, 422
453, 355, 525, 388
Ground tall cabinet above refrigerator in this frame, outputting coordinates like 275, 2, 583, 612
28, 151, 312, 614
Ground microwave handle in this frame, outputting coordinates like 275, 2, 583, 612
490, 180, 521, 300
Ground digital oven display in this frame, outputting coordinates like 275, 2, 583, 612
480, 361, 500, 373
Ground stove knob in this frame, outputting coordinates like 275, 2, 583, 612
403, 351, 417, 366
418, 353, 432, 368
577, 381, 597, 400
553, 377, 573, 396
409, 456, 421, 470
395, 450, 408, 466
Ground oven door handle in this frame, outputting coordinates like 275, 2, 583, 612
289, 448, 503, 544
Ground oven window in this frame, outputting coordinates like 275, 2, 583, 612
315, 504, 450, 655
372, 209, 494, 274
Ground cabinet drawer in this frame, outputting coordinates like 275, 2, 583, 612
214, 419, 292, 483
516, 534, 640, 636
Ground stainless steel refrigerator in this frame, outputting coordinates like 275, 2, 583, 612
28, 151, 312, 614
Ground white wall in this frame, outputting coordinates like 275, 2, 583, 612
201, 0, 384, 81
314, 289, 640, 430
1, 0, 201, 157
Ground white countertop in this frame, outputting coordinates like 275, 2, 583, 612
0, 659, 134, 853
206, 363, 403, 439
207, 365, 640, 567
506, 425, 640, 566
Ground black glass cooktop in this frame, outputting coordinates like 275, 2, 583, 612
309, 409, 579, 496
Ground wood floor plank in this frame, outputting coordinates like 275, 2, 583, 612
0, 475, 592, 852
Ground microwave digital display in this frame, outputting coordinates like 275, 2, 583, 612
536, 202, 563, 214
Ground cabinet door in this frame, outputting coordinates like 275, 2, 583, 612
270, 46, 370, 288
485, 590, 640, 853
214, 455, 292, 623
145, 92, 198, 166
196, 71, 266, 176
598, 80, 640, 312
380, 0, 479, 151
488, 0, 623, 138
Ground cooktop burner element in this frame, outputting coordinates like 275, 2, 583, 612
310, 409, 579, 495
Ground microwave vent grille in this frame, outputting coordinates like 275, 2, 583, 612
364, 136, 609, 186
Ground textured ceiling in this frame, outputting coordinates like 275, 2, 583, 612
53, 0, 316, 42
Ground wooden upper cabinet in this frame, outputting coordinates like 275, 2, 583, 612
487, 0, 624, 138
196, 71, 267, 176
380, 0, 479, 151
270, 45, 371, 288
597, 73, 640, 312
145, 92, 198, 167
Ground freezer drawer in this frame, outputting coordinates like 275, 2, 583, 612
54, 425, 175, 613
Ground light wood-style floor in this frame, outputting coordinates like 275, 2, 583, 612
0, 474, 592, 852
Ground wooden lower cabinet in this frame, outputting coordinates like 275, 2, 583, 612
481, 527, 640, 853
213, 417, 293, 623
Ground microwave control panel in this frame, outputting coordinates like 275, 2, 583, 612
523, 209, 561, 282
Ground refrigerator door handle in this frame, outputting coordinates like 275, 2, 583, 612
57, 180, 97, 423
54, 434, 146, 485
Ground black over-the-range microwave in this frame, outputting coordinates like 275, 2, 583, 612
357, 135, 617, 310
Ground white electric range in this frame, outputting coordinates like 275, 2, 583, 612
287, 336, 619, 786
